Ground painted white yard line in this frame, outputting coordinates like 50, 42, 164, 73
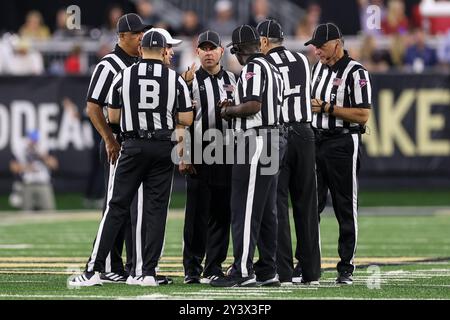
0, 293, 447, 300
0, 294, 120, 299
0, 245, 33, 249
0, 281, 47, 283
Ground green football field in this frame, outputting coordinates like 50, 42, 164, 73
0, 207, 449, 300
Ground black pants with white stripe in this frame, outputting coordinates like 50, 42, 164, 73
95, 138, 133, 274
277, 123, 321, 282
229, 130, 283, 279
128, 178, 171, 278
87, 138, 174, 276
315, 132, 361, 275
182, 164, 231, 278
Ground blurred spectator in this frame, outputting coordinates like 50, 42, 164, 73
248, 0, 270, 27
178, 36, 201, 73
295, 3, 321, 40
19, 10, 50, 41
153, 21, 177, 38
427, 0, 450, 35
208, 0, 237, 37
404, 28, 438, 72
177, 10, 203, 37
52, 8, 86, 39
358, 0, 386, 36
389, 32, 408, 68
9, 130, 58, 211
359, 35, 392, 72
101, 5, 123, 43
1, 37, 44, 75
381, 0, 409, 35
64, 45, 82, 74
407, 0, 423, 30
437, 29, 450, 67
136, 0, 161, 26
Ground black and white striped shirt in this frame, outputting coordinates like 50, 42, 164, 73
108, 58, 192, 132
311, 51, 372, 130
86, 45, 138, 108
265, 46, 312, 123
191, 67, 236, 136
233, 54, 283, 131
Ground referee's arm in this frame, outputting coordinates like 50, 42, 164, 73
220, 100, 261, 120
87, 102, 117, 139
86, 65, 118, 145
311, 100, 370, 125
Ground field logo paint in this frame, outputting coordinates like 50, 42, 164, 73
366, 265, 381, 289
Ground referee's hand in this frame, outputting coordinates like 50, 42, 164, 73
179, 160, 197, 175
105, 137, 120, 165
182, 63, 197, 84
311, 98, 327, 113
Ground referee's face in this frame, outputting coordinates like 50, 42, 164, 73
120, 31, 144, 56
314, 39, 339, 65
163, 44, 174, 66
197, 43, 223, 69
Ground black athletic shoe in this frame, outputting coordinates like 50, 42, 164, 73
292, 264, 302, 283
100, 272, 127, 283
184, 275, 201, 284
200, 274, 224, 284
256, 274, 281, 287
156, 275, 173, 285
336, 272, 353, 285
210, 274, 257, 287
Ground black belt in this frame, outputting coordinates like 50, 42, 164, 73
313, 127, 362, 137
283, 122, 311, 129
283, 122, 312, 137
120, 129, 173, 141
252, 125, 281, 134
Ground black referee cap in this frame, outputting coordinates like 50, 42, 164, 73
256, 19, 284, 39
117, 13, 151, 33
198, 30, 221, 48
141, 31, 167, 48
304, 23, 342, 47
226, 24, 260, 47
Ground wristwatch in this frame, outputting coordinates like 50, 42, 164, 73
328, 103, 335, 114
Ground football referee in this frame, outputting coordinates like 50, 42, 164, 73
210, 25, 284, 288
180, 30, 236, 285
69, 30, 193, 287
304, 23, 372, 285
257, 19, 321, 285
85, 13, 149, 283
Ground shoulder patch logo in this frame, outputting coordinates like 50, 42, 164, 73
245, 72, 256, 81
359, 79, 368, 88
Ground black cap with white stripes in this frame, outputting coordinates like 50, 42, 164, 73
256, 19, 284, 39
226, 24, 260, 47
117, 13, 151, 33
141, 31, 167, 48
197, 30, 221, 48
304, 23, 342, 47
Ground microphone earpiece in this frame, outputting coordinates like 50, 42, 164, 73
230, 46, 240, 55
